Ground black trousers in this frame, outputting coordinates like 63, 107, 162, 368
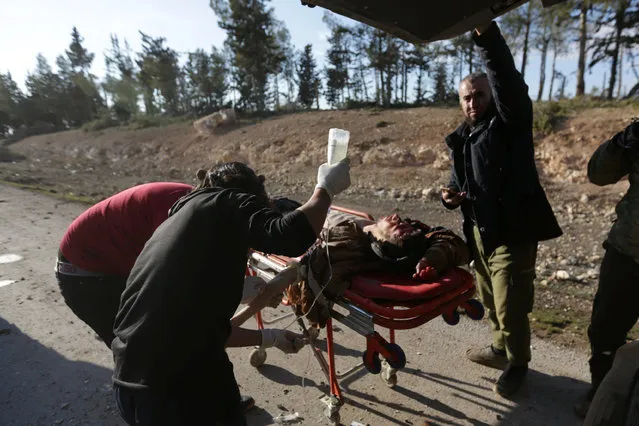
56, 271, 126, 348
113, 355, 246, 426
588, 244, 639, 395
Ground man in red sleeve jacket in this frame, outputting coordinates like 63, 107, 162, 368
56, 182, 193, 348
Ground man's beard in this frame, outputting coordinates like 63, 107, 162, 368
465, 102, 496, 127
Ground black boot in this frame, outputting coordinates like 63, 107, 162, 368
494, 363, 528, 398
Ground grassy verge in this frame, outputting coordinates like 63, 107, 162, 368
533, 97, 638, 136
0, 179, 96, 205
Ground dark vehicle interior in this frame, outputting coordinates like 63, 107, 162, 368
301, 0, 566, 43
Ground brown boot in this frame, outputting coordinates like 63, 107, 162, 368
466, 345, 508, 370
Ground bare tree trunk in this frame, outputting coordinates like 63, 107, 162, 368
576, 1, 588, 96
274, 74, 280, 110
548, 46, 558, 101
617, 44, 623, 98
537, 35, 550, 101
403, 63, 408, 104
374, 69, 380, 105
521, 4, 533, 79
416, 69, 423, 104
385, 68, 392, 107
607, 4, 624, 100
362, 66, 369, 101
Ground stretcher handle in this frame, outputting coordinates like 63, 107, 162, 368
231, 264, 299, 327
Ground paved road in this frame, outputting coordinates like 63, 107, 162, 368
0, 185, 590, 425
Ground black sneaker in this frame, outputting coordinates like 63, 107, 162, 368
466, 345, 508, 370
241, 394, 255, 412
493, 363, 528, 398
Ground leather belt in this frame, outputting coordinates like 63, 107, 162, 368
54, 260, 104, 277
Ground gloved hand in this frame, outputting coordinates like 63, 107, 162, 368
241, 276, 267, 304
315, 159, 351, 200
260, 328, 307, 354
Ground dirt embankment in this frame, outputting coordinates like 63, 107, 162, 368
2, 104, 639, 348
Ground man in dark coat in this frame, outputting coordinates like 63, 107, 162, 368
574, 120, 639, 418
441, 20, 562, 398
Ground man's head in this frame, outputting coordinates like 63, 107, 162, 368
459, 72, 492, 125
195, 162, 268, 201
362, 214, 430, 262
364, 214, 419, 246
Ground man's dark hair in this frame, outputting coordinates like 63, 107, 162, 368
194, 162, 267, 199
461, 71, 488, 86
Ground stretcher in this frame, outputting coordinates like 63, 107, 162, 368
233, 206, 484, 424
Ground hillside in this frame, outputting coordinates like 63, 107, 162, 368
2, 104, 639, 348
1, 105, 637, 203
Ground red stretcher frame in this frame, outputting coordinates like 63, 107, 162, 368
245, 206, 483, 423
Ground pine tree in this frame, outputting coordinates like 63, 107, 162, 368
104, 35, 139, 121
297, 44, 319, 109
136, 32, 180, 115
323, 13, 351, 108
61, 27, 103, 126
0, 73, 24, 136
184, 47, 228, 115
211, 0, 286, 112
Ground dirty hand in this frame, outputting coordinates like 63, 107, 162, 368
241, 276, 267, 304
260, 329, 307, 354
413, 259, 438, 281
441, 187, 466, 207
316, 159, 351, 200
474, 20, 493, 35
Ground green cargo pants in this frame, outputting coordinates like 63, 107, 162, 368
471, 225, 537, 365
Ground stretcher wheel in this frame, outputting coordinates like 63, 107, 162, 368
443, 309, 460, 325
362, 350, 382, 374
464, 299, 485, 320
249, 348, 267, 368
385, 343, 407, 370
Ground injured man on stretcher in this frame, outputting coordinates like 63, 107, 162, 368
235, 199, 470, 329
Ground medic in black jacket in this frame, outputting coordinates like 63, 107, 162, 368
111, 161, 350, 425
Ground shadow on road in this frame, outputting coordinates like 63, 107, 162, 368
0, 316, 123, 425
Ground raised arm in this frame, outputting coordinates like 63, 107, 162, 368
588, 123, 638, 186
473, 21, 532, 126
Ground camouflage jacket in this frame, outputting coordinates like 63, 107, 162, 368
588, 121, 639, 262
286, 210, 470, 328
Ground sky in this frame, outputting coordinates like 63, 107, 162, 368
1, 0, 637, 104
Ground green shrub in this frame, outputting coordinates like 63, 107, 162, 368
533, 101, 567, 136
82, 111, 119, 132
128, 114, 188, 130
